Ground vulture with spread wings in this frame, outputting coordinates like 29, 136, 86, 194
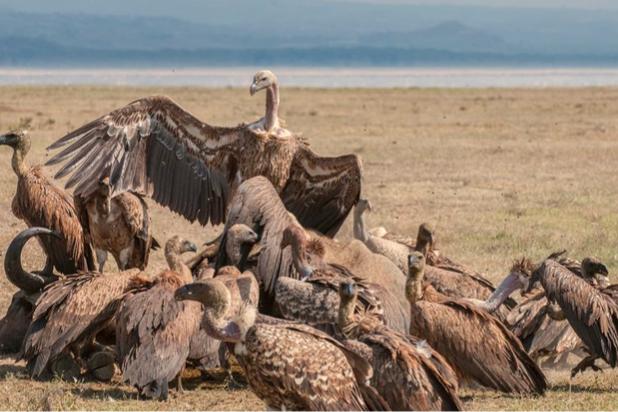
45, 93, 362, 237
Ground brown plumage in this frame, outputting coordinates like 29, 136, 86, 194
21, 267, 152, 378
115, 236, 198, 400
406, 252, 547, 394
75, 178, 159, 272
1, 131, 93, 274
174, 279, 386, 411
337, 281, 463, 411
45, 73, 361, 237
523, 258, 618, 377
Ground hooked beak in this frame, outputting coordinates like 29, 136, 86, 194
247, 230, 258, 243
174, 284, 192, 301
184, 241, 198, 253
250, 83, 259, 96
596, 275, 611, 289
0, 134, 17, 146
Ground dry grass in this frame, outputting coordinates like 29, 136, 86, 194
0, 85, 618, 409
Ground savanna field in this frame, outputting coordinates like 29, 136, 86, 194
0, 86, 618, 410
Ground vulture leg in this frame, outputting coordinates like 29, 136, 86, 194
175, 370, 184, 394
571, 354, 602, 377
160, 380, 169, 401
96, 249, 107, 273
218, 345, 244, 390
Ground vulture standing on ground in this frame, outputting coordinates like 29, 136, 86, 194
174, 278, 386, 411
45, 70, 361, 238
21, 262, 153, 380
115, 236, 200, 400
75, 177, 159, 272
508, 257, 618, 377
0, 130, 93, 274
354, 201, 514, 308
337, 281, 463, 411
406, 252, 547, 394
0, 227, 62, 353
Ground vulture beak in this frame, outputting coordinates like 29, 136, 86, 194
250, 82, 259, 96
246, 230, 258, 243
186, 241, 198, 253
175, 283, 199, 302
341, 281, 356, 297
596, 275, 611, 289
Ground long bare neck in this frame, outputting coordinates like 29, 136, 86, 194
226, 237, 242, 266
405, 272, 424, 306
265, 83, 279, 131
353, 208, 368, 242
416, 236, 431, 256
11, 148, 28, 177
166, 251, 192, 283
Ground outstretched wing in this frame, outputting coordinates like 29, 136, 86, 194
46, 96, 240, 226
281, 146, 362, 237
216, 176, 298, 296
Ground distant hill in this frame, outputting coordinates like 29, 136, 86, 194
2, 4, 618, 67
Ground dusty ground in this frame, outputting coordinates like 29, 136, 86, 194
0, 85, 618, 410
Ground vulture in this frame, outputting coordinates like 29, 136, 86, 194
187, 265, 260, 384
174, 278, 387, 411
0, 130, 93, 274
115, 236, 199, 400
406, 252, 547, 394
275, 224, 408, 333
75, 177, 159, 272
354, 204, 514, 308
45, 71, 362, 238
337, 281, 463, 411
215, 176, 409, 332
0, 227, 61, 354
21, 264, 152, 380
512, 257, 618, 377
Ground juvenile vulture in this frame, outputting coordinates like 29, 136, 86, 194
501, 257, 618, 377
406, 252, 547, 394
337, 282, 463, 411
116, 236, 199, 400
75, 178, 159, 272
0, 130, 93, 274
0, 227, 61, 354
174, 278, 387, 411
216, 177, 409, 332
354, 203, 513, 307
45, 71, 361, 237
21, 265, 152, 380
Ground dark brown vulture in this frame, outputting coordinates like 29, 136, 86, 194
21, 266, 152, 379
354, 205, 514, 308
45, 70, 361, 238
74, 177, 159, 272
0, 130, 93, 274
0, 227, 61, 354
174, 278, 387, 411
337, 281, 463, 411
520, 258, 618, 377
406, 252, 547, 394
115, 236, 199, 400
215, 176, 410, 333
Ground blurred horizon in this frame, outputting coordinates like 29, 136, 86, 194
2, 0, 618, 69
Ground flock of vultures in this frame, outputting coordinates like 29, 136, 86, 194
0, 70, 615, 411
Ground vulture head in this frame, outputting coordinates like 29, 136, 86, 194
338, 281, 358, 335
226, 224, 258, 267
581, 257, 610, 288
165, 236, 198, 256
416, 223, 435, 255
477, 257, 535, 313
0, 130, 30, 155
250, 70, 278, 96
406, 251, 426, 304
175, 278, 256, 343
355, 198, 373, 215
280, 225, 314, 280
96, 177, 112, 214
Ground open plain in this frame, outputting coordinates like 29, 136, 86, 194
0, 85, 618, 410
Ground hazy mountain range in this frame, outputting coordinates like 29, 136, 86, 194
1, 1, 618, 66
